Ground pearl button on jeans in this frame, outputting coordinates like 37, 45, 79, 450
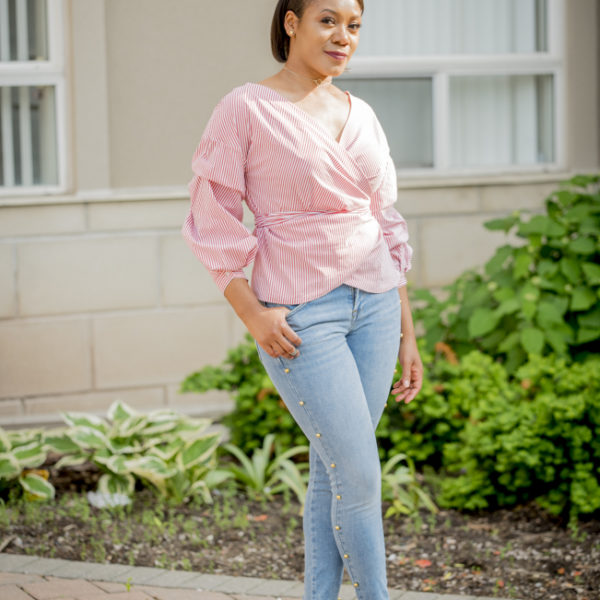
257, 284, 401, 600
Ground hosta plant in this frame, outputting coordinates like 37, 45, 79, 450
0, 427, 54, 501
45, 400, 226, 503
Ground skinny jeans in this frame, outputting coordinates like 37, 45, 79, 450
257, 284, 401, 600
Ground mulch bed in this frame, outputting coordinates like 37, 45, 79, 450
1, 463, 598, 600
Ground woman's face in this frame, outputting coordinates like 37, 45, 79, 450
285, 0, 362, 78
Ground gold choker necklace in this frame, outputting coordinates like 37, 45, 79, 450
283, 66, 331, 87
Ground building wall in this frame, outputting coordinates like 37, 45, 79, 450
0, 0, 598, 428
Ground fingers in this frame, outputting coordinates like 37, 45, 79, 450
391, 363, 423, 404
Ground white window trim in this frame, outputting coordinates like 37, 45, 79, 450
341, 0, 565, 179
0, 0, 67, 197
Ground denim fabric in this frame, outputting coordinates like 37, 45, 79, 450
257, 284, 401, 600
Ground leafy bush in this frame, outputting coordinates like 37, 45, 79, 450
45, 401, 225, 503
0, 428, 54, 501
414, 174, 600, 372
181, 336, 307, 454
438, 353, 600, 523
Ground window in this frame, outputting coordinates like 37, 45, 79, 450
0, 0, 65, 193
342, 0, 563, 175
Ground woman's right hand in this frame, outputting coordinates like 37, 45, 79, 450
244, 306, 302, 359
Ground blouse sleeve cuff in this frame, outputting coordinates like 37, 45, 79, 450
211, 270, 248, 293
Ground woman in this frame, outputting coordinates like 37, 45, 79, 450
182, 0, 423, 597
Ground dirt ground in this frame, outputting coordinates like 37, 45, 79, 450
1, 464, 598, 600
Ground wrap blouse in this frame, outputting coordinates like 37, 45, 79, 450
182, 82, 412, 304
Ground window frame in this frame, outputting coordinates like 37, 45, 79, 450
341, 0, 565, 178
0, 0, 67, 196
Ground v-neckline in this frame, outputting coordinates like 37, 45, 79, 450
249, 82, 352, 145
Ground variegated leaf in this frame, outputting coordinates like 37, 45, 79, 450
12, 441, 47, 468
67, 426, 109, 451
62, 412, 108, 432
107, 400, 138, 424
97, 472, 135, 496
178, 434, 220, 470
19, 472, 55, 500
53, 455, 89, 470
0, 453, 21, 479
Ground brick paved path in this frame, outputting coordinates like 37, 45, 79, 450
0, 553, 518, 600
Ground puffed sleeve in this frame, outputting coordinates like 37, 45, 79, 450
370, 153, 413, 287
181, 92, 258, 293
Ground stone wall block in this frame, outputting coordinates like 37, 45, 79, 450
160, 235, 224, 306
419, 215, 508, 287
23, 388, 165, 417
18, 236, 159, 315
89, 199, 189, 231
93, 307, 230, 388
480, 183, 556, 212
0, 319, 92, 398
0, 205, 86, 237
396, 187, 480, 217
0, 244, 16, 317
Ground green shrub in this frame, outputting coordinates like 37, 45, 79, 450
438, 353, 600, 523
181, 335, 307, 454
414, 174, 600, 372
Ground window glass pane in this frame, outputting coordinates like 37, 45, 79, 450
449, 74, 554, 168
0, 0, 49, 62
0, 85, 57, 186
357, 0, 548, 56
341, 78, 433, 168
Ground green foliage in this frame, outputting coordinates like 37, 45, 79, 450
0, 427, 54, 501
413, 174, 600, 371
438, 353, 600, 524
45, 400, 224, 504
381, 452, 438, 519
222, 433, 309, 507
181, 335, 307, 453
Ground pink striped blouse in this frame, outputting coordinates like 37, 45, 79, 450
182, 82, 412, 304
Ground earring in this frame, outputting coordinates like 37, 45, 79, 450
289, 30, 295, 37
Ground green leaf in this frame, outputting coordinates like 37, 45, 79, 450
536, 301, 565, 327
578, 308, 600, 329
19, 473, 55, 500
97, 473, 135, 496
62, 412, 108, 432
43, 434, 81, 455
0, 428, 10, 453
571, 287, 597, 311
484, 215, 520, 233
577, 328, 600, 344
537, 259, 559, 278
495, 298, 520, 317
0, 453, 21, 479
560, 258, 582, 284
498, 332, 520, 353
518, 215, 567, 237
582, 262, 600, 285
12, 441, 47, 469
178, 434, 220, 470
468, 308, 500, 338
520, 328, 545, 354
545, 330, 568, 354
107, 400, 138, 424
513, 253, 533, 279
485, 246, 514, 276
53, 455, 89, 470
569, 237, 595, 255
68, 426, 109, 451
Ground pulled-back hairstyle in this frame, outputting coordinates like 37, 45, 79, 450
271, 0, 365, 63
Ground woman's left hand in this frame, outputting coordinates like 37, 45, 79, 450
391, 335, 423, 404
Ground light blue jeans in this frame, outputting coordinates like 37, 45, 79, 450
257, 284, 401, 600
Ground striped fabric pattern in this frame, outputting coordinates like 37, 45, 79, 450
182, 83, 412, 304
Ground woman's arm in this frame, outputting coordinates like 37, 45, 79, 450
224, 278, 302, 360
391, 286, 423, 403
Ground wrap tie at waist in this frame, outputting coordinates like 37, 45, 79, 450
254, 208, 371, 229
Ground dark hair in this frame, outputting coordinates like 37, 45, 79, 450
271, 0, 365, 63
